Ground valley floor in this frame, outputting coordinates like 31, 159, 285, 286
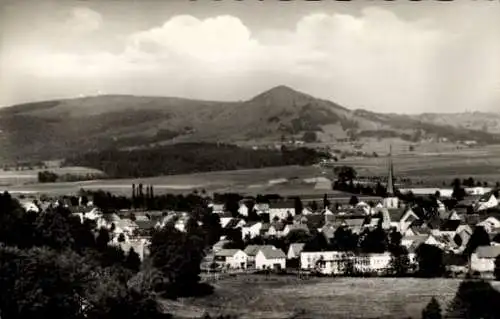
166, 274, 469, 319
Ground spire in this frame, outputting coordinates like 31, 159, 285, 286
387, 145, 395, 196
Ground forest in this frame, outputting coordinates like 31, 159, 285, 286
64, 143, 330, 178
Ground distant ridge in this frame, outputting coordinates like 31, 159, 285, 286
0, 85, 499, 162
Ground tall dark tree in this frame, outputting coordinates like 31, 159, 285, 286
34, 207, 74, 250
464, 226, 490, 256
349, 195, 359, 206
310, 200, 318, 212
415, 244, 445, 277
323, 194, 330, 209
447, 280, 500, 319
0, 246, 89, 319
96, 228, 111, 251
422, 297, 442, 319
334, 166, 357, 182
495, 255, 500, 280
294, 197, 303, 216
124, 248, 142, 272
149, 225, 205, 297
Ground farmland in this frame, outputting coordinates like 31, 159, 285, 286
4, 145, 500, 197
167, 274, 468, 319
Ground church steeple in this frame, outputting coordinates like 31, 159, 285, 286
383, 145, 399, 209
387, 145, 395, 196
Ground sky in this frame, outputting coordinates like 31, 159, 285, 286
0, 0, 499, 114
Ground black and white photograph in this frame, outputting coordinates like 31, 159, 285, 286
1, 0, 500, 318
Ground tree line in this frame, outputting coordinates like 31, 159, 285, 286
64, 143, 331, 178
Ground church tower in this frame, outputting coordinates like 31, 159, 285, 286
383, 145, 399, 209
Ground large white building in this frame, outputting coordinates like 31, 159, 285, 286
300, 251, 393, 275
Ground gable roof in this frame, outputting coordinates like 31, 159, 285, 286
285, 223, 310, 233
440, 219, 461, 232
288, 243, 305, 256
270, 220, 286, 231
269, 201, 295, 209
304, 214, 326, 229
216, 249, 242, 257
258, 246, 286, 259
224, 218, 243, 229
244, 245, 272, 256
135, 219, 157, 230
475, 245, 500, 258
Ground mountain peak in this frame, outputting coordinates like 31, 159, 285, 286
249, 85, 312, 104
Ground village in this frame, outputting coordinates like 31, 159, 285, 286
14, 152, 500, 281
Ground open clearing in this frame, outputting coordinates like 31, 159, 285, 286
167, 275, 465, 319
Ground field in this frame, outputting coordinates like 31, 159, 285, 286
2, 165, 329, 196
165, 275, 468, 319
5, 144, 500, 197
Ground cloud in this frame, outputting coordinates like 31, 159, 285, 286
1, 5, 499, 112
65, 7, 103, 34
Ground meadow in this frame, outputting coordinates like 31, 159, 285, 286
4, 144, 500, 196
166, 275, 466, 319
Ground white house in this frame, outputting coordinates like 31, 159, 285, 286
20, 201, 40, 213
475, 194, 499, 212
466, 187, 492, 196
210, 203, 226, 214
477, 217, 500, 234
301, 251, 396, 275
253, 203, 270, 215
255, 246, 286, 270
471, 246, 500, 273
238, 203, 249, 217
214, 249, 248, 269
241, 222, 263, 240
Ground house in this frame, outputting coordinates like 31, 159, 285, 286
241, 222, 263, 240
210, 203, 225, 214
477, 217, 500, 234
304, 214, 326, 230
470, 245, 500, 274
214, 249, 248, 269
113, 237, 151, 261
212, 236, 231, 253
380, 207, 419, 233
268, 201, 296, 222
20, 200, 40, 213
300, 251, 393, 275
266, 221, 286, 237
255, 246, 286, 270
475, 193, 499, 212
238, 202, 249, 217
320, 224, 336, 243
323, 207, 336, 223
223, 218, 246, 230
253, 203, 270, 215
287, 243, 305, 259
337, 216, 366, 234
244, 245, 276, 268
302, 207, 314, 215
282, 223, 310, 237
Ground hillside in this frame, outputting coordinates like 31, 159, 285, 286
414, 112, 500, 134
0, 85, 499, 162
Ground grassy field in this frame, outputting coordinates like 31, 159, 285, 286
2, 165, 326, 196
4, 144, 500, 196
165, 275, 465, 319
